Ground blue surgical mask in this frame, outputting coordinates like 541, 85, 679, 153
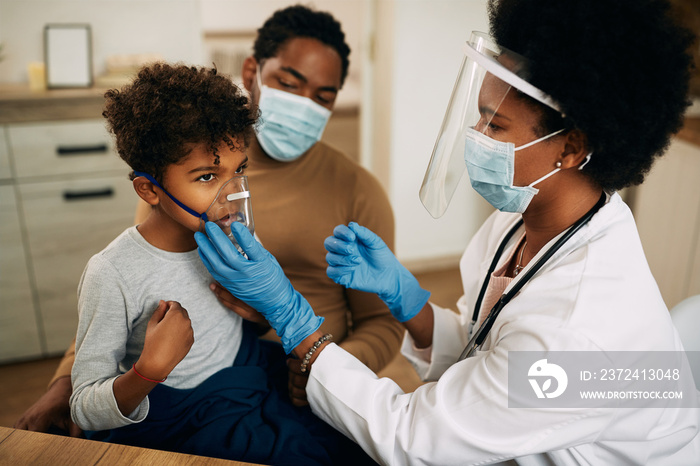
255, 68, 331, 162
463, 127, 565, 213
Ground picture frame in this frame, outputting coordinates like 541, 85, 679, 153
44, 24, 93, 89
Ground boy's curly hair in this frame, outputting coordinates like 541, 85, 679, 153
253, 4, 351, 87
103, 63, 256, 182
488, 0, 695, 191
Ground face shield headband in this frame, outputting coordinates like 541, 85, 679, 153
419, 31, 564, 218
134, 171, 255, 242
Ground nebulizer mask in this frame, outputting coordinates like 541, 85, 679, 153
419, 31, 578, 217
202, 177, 254, 250
134, 172, 254, 252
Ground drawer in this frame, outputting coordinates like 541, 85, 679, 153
0, 127, 11, 181
0, 186, 42, 362
19, 173, 137, 354
8, 120, 127, 179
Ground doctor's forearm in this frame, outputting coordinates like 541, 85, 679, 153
291, 330, 331, 370
402, 302, 434, 348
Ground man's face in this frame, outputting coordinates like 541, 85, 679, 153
250, 37, 343, 111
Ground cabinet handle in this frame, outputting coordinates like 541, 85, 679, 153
56, 144, 108, 156
63, 187, 114, 201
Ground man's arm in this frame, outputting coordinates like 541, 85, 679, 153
14, 341, 82, 437
49, 339, 75, 387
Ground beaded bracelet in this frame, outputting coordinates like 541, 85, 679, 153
132, 363, 167, 383
300, 334, 333, 373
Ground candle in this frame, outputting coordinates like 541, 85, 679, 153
27, 62, 46, 92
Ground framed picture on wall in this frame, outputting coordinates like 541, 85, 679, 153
44, 24, 93, 89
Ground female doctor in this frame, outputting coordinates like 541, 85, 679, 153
196, 0, 700, 464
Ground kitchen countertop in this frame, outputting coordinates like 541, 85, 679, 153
0, 83, 109, 124
0, 82, 359, 125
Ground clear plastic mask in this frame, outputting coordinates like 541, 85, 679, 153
419, 31, 563, 218
201, 176, 255, 250
132, 171, 255, 251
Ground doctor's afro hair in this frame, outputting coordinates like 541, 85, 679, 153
253, 4, 351, 87
102, 63, 256, 183
488, 0, 695, 191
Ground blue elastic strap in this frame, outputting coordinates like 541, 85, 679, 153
133, 171, 208, 221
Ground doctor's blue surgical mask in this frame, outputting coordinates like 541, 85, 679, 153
463, 127, 569, 213
254, 66, 332, 162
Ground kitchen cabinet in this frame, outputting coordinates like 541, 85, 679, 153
17, 172, 135, 354
0, 128, 11, 180
1, 125, 43, 362
0, 85, 135, 362
0, 184, 42, 361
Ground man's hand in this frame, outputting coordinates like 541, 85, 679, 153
210, 282, 270, 327
14, 376, 83, 437
286, 358, 309, 407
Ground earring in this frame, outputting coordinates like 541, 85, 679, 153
555, 161, 562, 168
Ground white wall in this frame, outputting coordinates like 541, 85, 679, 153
200, 0, 363, 38
376, 0, 493, 266
0, 0, 203, 83
198, 0, 365, 109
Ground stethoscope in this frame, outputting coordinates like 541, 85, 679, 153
458, 192, 607, 361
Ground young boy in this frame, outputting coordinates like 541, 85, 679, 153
69, 63, 367, 465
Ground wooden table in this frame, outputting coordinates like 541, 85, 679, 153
0, 427, 263, 465
0, 84, 110, 124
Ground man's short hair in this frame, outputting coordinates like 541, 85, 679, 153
253, 4, 351, 87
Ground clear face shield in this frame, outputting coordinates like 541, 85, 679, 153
419, 31, 562, 218
201, 176, 255, 249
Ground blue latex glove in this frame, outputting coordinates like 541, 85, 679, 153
195, 222, 323, 353
324, 222, 430, 322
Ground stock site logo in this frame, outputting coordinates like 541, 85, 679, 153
528, 359, 568, 399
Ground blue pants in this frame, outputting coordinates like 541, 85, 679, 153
87, 323, 374, 465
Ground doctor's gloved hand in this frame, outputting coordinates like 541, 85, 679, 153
324, 222, 430, 322
195, 222, 323, 353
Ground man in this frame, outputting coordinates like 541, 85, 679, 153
15, 4, 402, 434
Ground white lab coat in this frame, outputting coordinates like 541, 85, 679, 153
306, 193, 700, 465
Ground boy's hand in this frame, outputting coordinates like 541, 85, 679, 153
210, 282, 270, 327
136, 300, 194, 381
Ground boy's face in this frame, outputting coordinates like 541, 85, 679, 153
158, 137, 248, 237
245, 37, 343, 111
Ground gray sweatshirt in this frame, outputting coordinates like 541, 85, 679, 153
70, 226, 243, 431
